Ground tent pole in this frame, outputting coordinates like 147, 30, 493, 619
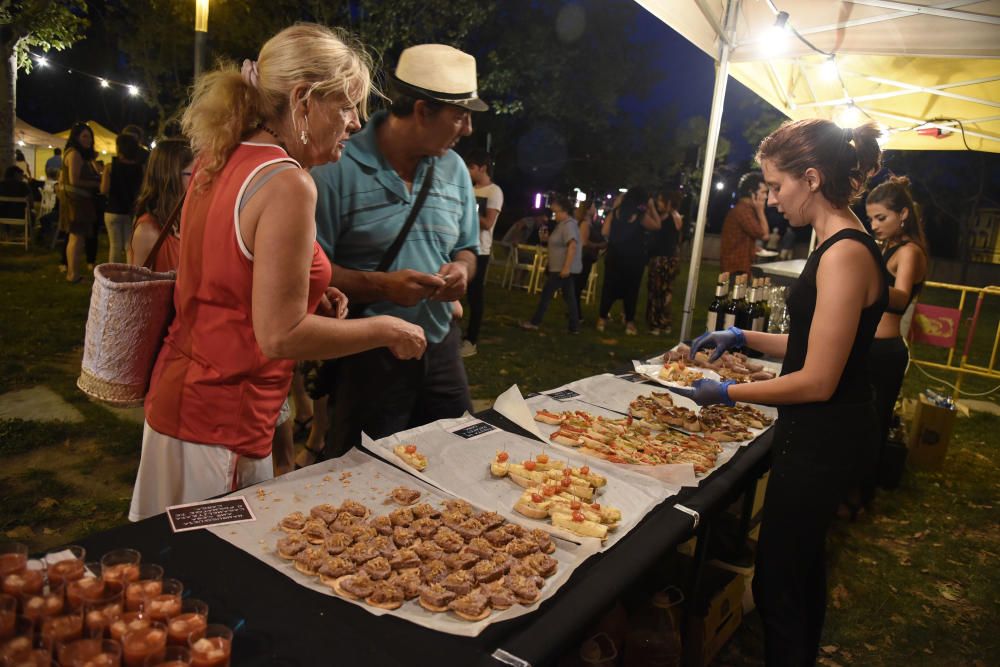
680, 0, 740, 341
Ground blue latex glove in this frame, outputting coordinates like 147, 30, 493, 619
689, 326, 746, 362
668, 378, 737, 407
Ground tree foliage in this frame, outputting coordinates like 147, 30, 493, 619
1, 0, 88, 170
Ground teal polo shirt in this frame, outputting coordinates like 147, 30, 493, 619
312, 111, 480, 344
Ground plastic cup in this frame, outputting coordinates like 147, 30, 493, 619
124, 567, 163, 613
56, 637, 122, 667
108, 613, 150, 644
99, 551, 142, 594
144, 646, 190, 666
0, 649, 54, 667
0, 544, 28, 579
165, 600, 207, 647
44, 547, 86, 588
66, 565, 106, 612
122, 620, 166, 667
2, 566, 44, 599
187, 625, 231, 667
82, 590, 123, 639
39, 610, 83, 648
0, 596, 15, 640
141, 580, 182, 623
20, 581, 64, 622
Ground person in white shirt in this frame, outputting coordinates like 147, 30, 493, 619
461, 148, 503, 357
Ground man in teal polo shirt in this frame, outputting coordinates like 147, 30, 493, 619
312, 44, 487, 455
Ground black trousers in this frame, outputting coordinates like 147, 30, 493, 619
530, 272, 579, 332
753, 401, 876, 667
867, 336, 909, 493
465, 254, 490, 344
325, 324, 472, 457
599, 252, 645, 322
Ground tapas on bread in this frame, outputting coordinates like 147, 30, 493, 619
626, 390, 772, 442
664, 344, 776, 382
658, 361, 705, 386
535, 408, 722, 473
490, 451, 620, 542
275, 498, 559, 623
393, 444, 428, 471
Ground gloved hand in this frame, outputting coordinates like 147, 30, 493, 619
689, 326, 746, 362
668, 378, 737, 407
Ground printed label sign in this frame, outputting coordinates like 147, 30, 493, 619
616, 372, 648, 383
450, 421, 498, 440
546, 389, 581, 401
167, 496, 256, 533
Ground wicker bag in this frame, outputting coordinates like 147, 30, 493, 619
77, 198, 183, 407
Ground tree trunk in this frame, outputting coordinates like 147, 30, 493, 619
0, 43, 16, 174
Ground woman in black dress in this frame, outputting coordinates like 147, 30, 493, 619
678, 119, 886, 666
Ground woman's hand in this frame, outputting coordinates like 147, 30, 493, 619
379, 316, 427, 360
689, 326, 746, 362
668, 378, 736, 406
317, 287, 349, 319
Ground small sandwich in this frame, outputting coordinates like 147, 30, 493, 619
390, 487, 421, 506
522, 552, 558, 578
490, 451, 510, 477
293, 547, 325, 576
534, 409, 565, 425
418, 583, 456, 613
448, 590, 492, 622
339, 500, 370, 520
508, 575, 542, 606
393, 444, 427, 471
514, 491, 551, 520
551, 511, 608, 540
482, 580, 516, 611
365, 581, 405, 610
276, 534, 308, 560
391, 570, 422, 600
279, 511, 307, 533
309, 503, 340, 525
549, 430, 583, 447
333, 572, 375, 601
318, 556, 357, 587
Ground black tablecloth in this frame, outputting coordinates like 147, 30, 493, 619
71, 410, 772, 667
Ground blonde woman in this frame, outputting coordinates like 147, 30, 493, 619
130, 24, 426, 521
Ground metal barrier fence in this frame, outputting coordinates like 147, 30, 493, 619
908, 281, 1000, 397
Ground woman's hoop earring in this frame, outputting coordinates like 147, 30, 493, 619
300, 114, 310, 145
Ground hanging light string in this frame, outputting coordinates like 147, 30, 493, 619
25, 51, 143, 97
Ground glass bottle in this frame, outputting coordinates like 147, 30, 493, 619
706, 275, 729, 333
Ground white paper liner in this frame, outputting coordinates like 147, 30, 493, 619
208, 449, 595, 637
364, 418, 674, 552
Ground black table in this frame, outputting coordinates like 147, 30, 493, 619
72, 410, 773, 667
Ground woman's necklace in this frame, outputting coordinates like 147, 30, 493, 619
256, 124, 285, 148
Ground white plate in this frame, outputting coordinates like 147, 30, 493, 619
633, 363, 721, 389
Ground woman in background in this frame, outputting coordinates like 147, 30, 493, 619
596, 186, 660, 335
681, 119, 886, 666
863, 175, 927, 503
101, 132, 145, 264
58, 123, 100, 283
129, 138, 193, 271
574, 199, 605, 320
645, 190, 683, 335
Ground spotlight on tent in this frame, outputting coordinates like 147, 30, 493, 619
762, 12, 790, 56
821, 56, 839, 81
834, 103, 862, 128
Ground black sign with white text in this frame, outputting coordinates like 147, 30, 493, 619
167, 496, 256, 533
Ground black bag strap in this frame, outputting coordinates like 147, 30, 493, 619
347, 161, 435, 317
375, 161, 435, 273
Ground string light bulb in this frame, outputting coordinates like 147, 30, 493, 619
762, 12, 790, 56
99, 78, 110, 88
715, 181, 725, 191
821, 56, 838, 81
36, 56, 49, 68
150, 140, 157, 149
127, 84, 140, 96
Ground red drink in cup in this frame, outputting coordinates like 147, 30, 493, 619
21, 581, 65, 622
57, 638, 121, 667
143, 580, 182, 623
122, 621, 166, 667
83, 590, 123, 639
0, 595, 17, 640
0, 543, 28, 578
187, 625, 231, 667
143, 646, 190, 666
45, 546, 87, 588
124, 566, 163, 613
40, 611, 83, 648
67, 574, 106, 612
3, 568, 44, 598
108, 612, 150, 644
100, 551, 142, 594
165, 600, 207, 647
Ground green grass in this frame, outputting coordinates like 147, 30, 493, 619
1, 242, 997, 665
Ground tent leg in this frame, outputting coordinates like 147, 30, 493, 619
680, 0, 741, 341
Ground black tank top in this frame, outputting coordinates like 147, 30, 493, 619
781, 228, 888, 405
883, 241, 925, 315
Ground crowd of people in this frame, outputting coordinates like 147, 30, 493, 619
5, 19, 936, 667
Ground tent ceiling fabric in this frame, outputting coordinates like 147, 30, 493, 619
14, 118, 64, 149
55, 121, 119, 156
636, 0, 1000, 153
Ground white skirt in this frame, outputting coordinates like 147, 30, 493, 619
129, 421, 273, 522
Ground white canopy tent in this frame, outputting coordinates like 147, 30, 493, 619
634, 0, 1000, 339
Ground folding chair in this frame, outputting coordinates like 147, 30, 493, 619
488, 241, 513, 286
508, 244, 545, 292
580, 264, 600, 305
0, 196, 31, 249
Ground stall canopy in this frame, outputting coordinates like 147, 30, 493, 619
56, 121, 119, 156
14, 118, 64, 149
634, 0, 1000, 338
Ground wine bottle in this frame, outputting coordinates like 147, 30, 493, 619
751, 280, 767, 332
724, 276, 745, 330
706, 277, 728, 332
734, 277, 753, 330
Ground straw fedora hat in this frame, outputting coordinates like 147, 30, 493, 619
390, 44, 488, 112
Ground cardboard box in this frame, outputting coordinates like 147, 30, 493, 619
907, 393, 957, 470
685, 564, 744, 667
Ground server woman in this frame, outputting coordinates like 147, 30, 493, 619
678, 119, 886, 666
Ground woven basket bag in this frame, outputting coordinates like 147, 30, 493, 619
77, 263, 176, 407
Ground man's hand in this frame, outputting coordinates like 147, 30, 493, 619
430, 261, 469, 302
382, 269, 447, 306
559, 267, 570, 279
317, 286, 349, 319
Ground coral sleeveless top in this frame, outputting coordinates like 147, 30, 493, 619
145, 143, 332, 457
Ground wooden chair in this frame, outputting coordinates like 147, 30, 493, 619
580, 265, 600, 305
507, 244, 545, 292
488, 241, 513, 286
0, 196, 31, 249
